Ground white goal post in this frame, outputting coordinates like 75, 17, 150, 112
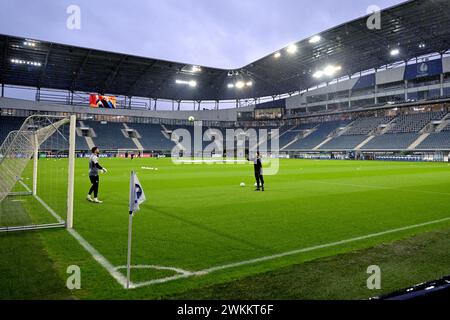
0, 114, 76, 232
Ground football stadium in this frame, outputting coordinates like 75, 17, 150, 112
1, 0, 450, 306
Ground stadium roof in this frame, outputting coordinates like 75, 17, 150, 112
1, 0, 450, 102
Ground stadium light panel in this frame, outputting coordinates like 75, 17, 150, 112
235, 81, 245, 89
313, 71, 323, 78
191, 65, 202, 73
274, 52, 281, 59
390, 48, 400, 56
23, 41, 36, 47
227, 83, 235, 88
309, 35, 321, 44
176, 79, 197, 87
313, 65, 341, 79
418, 43, 426, 49
11, 58, 41, 67
286, 44, 297, 54
246, 81, 253, 87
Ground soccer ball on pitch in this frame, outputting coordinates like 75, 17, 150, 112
240, 182, 246, 187
188, 116, 195, 122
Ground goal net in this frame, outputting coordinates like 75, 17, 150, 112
0, 115, 76, 232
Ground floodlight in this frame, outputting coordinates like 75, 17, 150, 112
235, 81, 245, 89
274, 52, 281, 59
313, 65, 341, 79
313, 71, 323, 78
176, 79, 197, 87
286, 44, 297, 54
309, 35, 321, 44
390, 48, 400, 56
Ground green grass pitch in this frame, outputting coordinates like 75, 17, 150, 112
1, 158, 450, 299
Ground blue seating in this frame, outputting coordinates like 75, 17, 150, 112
87, 121, 136, 150
417, 131, 450, 150
129, 123, 174, 151
362, 133, 419, 150
319, 135, 368, 150
286, 121, 351, 150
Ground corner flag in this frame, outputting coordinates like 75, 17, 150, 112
129, 171, 146, 213
126, 171, 146, 289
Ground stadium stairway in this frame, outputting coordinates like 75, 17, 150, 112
280, 125, 319, 150
77, 121, 95, 150
313, 121, 355, 150
407, 133, 431, 150
123, 123, 144, 152
313, 136, 334, 150
435, 114, 450, 132
355, 136, 375, 150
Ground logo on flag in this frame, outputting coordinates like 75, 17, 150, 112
129, 171, 146, 213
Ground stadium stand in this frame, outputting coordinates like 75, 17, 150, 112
343, 117, 393, 135
0, 116, 24, 143
127, 123, 174, 150
75, 134, 90, 151
319, 117, 393, 150
87, 121, 136, 150
280, 123, 320, 149
352, 111, 447, 150
1, 108, 450, 152
362, 133, 419, 150
285, 121, 351, 150
417, 131, 450, 150
387, 111, 446, 133
319, 135, 369, 150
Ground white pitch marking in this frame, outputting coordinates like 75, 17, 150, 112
114, 264, 192, 276
27, 180, 129, 289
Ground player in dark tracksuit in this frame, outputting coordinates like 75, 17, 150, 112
254, 151, 264, 192
87, 147, 107, 203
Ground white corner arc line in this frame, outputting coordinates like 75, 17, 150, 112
115, 264, 192, 276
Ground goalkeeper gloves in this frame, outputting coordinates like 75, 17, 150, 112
102, 168, 108, 173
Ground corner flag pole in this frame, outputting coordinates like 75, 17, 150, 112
126, 170, 146, 290
126, 210, 133, 289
